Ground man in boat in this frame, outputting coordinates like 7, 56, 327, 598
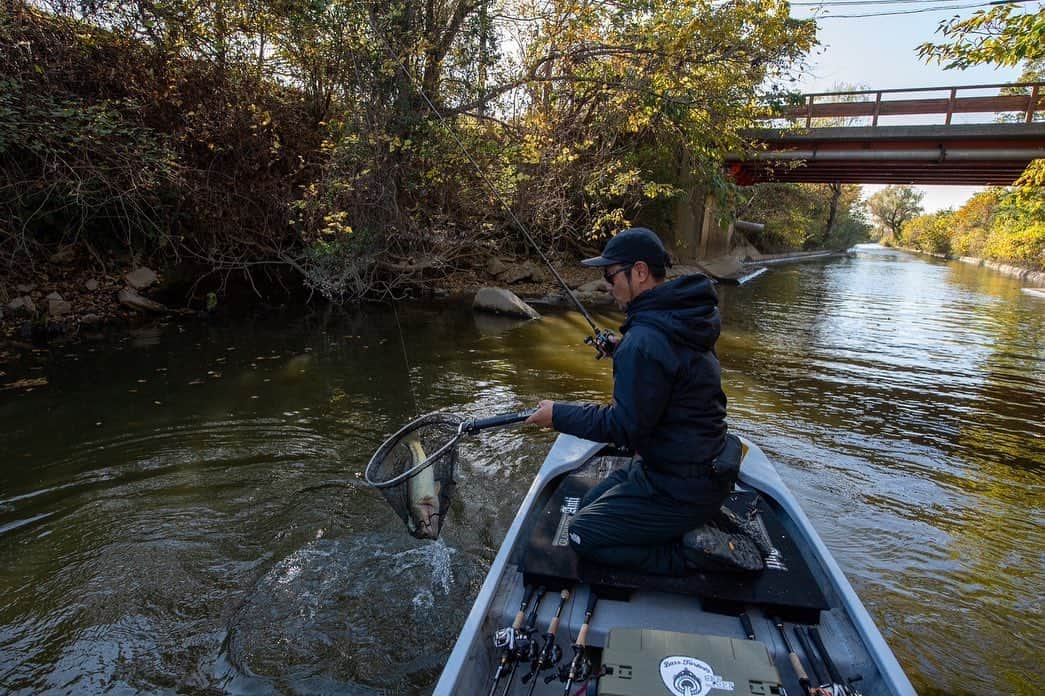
526, 227, 748, 575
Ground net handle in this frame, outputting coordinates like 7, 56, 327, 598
461, 409, 536, 434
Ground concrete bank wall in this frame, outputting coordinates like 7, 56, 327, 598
894, 245, 1045, 286
958, 257, 1045, 286
746, 250, 849, 266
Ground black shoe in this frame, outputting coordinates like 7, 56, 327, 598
682, 521, 764, 573
721, 506, 774, 559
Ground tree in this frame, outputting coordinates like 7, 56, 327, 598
867, 185, 924, 239
900, 211, 954, 255
915, 0, 1043, 272
950, 188, 1003, 256
917, 4, 1045, 69
736, 183, 868, 251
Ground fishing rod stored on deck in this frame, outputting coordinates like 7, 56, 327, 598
491, 585, 546, 696
365, 409, 535, 539
522, 589, 570, 696
808, 625, 863, 696
552, 591, 598, 695
740, 611, 757, 641
774, 618, 834, 696
774, 617, 814, 696
794, 625, 829, 693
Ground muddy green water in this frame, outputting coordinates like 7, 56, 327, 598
1, 245, 1041, 694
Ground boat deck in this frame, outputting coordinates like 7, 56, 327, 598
436, 437, 914, 696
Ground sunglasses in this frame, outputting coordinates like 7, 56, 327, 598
603, 265, 632, 284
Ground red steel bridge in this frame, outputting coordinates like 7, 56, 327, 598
727, 82, 1045, 186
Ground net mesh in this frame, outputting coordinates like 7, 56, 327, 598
365, 413, 463, 540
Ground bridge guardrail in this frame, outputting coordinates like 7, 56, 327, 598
772, 82, 1044, 127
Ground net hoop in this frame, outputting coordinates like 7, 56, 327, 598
364, 412, 465, 489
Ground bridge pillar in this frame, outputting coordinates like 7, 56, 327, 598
669, 187, 733, 262
699, 194, 734, 259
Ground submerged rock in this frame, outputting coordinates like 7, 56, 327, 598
472, 287, 541, 320
119, 288, 170, 313
7, 296, 36, 316
48, 297, 72, 317
125, 267, 159, 290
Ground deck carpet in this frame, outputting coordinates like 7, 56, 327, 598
519, 456, 829, 621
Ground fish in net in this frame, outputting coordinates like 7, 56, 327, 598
365, 410, 534, 540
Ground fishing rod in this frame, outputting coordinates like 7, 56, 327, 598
368, 17, 617, 359
553, 590, 598, 695
794, 626, 829, 693
522, 588, 570, 696
808, 625, 863, 696
773, 617, 815, 696
500, 585, 547, 696
488, 585, 538, 696
740, 611, 757, 640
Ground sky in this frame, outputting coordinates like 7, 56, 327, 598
788, 1, 1032, 211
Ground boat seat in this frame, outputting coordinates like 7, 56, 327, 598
519, 456, 828, 622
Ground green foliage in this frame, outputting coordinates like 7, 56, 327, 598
867, 185, 924, 239
914, 6, 1043, 270
895, 162, 1044, 270
0, 75, 181, 254
899, 211, 954, 255
948, 188, 1003, 257
737, 183, 869, 252
983, 160, 1045, 269
917, 5, 1045, 69
6, 0, 816, 299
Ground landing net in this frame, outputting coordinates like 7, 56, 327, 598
365, 412, 463, 540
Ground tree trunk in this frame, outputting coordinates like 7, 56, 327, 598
824, 182, 841, 243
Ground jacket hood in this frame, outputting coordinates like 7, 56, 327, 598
622, 274, 720, 351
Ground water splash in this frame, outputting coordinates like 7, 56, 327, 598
221, 532, 479, 690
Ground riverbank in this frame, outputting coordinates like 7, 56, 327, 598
888, 244, 1045, 286
0, 252, 598, 348
0, 245, 857, 350
957, 256, 1045, 286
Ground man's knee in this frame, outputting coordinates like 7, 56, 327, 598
566, 513, 603, 559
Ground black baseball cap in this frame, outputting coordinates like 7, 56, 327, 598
581, 227, 672, 268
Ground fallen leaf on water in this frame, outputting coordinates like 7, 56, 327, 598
1, 377, 48, 390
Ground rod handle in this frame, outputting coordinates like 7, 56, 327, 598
513, 585, 536, 629
576, 622, 590, 646
464, 409, 536, 433
576, 591, 598, 646
789, 652, 810, 684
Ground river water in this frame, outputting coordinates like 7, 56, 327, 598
0, 245, 1041, 694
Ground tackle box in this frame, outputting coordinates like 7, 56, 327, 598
598, 627, 784, 696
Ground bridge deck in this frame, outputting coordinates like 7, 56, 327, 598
729, 83, 1044, 185
728, 123, 1045, 185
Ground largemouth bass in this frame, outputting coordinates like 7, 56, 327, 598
405, 436, 441, 539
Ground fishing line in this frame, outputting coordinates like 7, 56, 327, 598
363, 3, 602, 336
391, 301, 420, 416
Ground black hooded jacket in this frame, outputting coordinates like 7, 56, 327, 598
552, 274, 727, 488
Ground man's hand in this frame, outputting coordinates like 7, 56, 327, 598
526, 400, 555, 428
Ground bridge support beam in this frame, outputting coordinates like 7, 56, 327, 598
670, 188, 733, 263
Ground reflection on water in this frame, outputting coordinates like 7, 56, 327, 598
0, 245, 1041, 694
